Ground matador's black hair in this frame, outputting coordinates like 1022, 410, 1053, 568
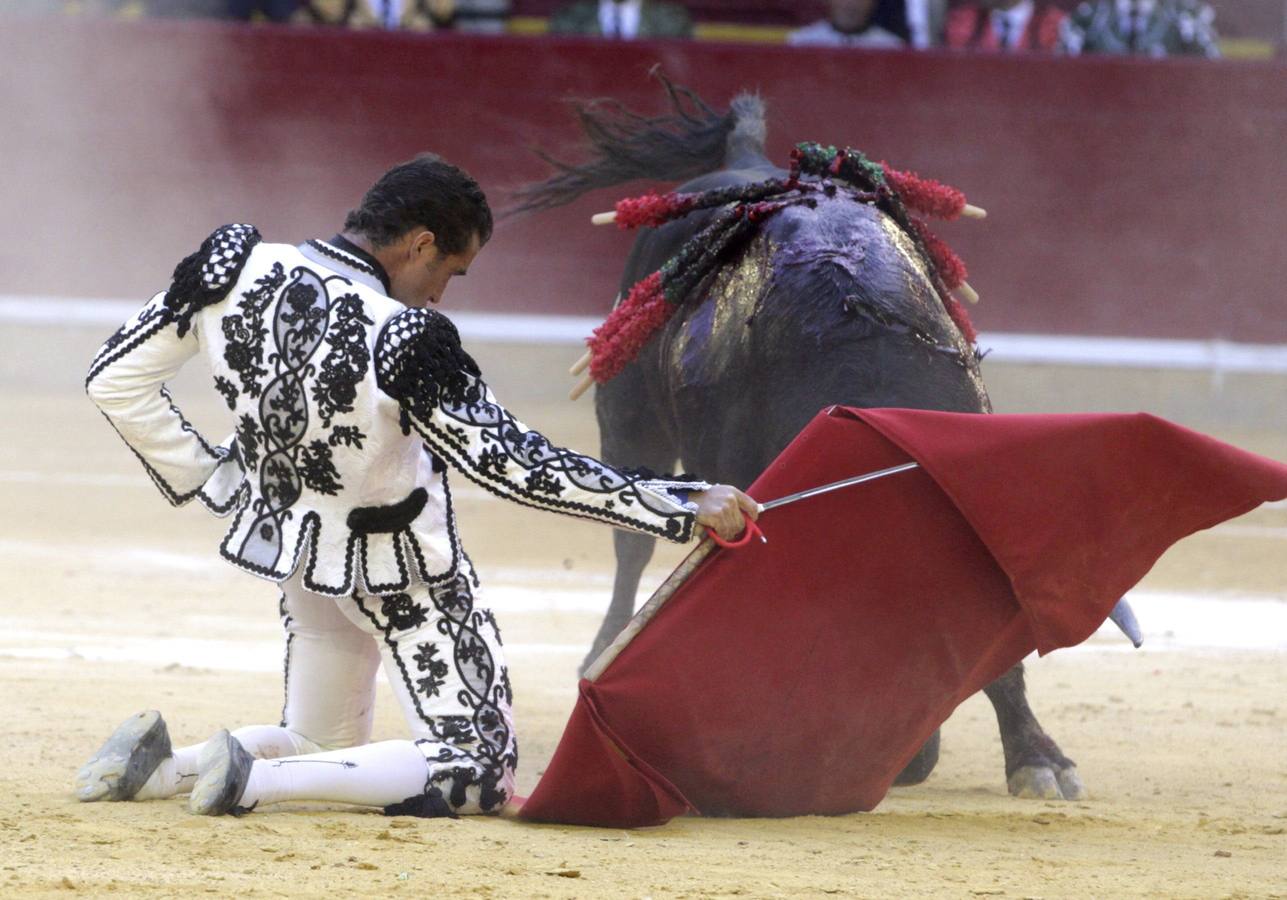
344, 153, 493, 254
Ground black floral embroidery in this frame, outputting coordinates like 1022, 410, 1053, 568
328, 425, 366, 449
213, 375, 239, 410
262, 454, 301, 508
264, 376, 309, 444
524, 467, 565, 497
312, 293, 374, 428
298, 440, 342, 495
279, 282, 328, 364
476, 446, 507, 478
413, 643, 450, 698
381, 593, 429, 632
222, 262, 284, 399
497, 665, 513, 706
429, 574, 474, 621
457, 630, 494, 686
479, 609, 504, 647
237, 413, 262, 471
431, 717, 476, 745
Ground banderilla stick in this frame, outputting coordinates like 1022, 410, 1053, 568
569, 372, 595, 401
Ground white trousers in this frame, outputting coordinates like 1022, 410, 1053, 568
272, 564, 518, 814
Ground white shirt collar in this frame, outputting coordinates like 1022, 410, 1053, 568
599, 0, 643, 38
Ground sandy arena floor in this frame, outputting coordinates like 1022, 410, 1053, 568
1, 323, 1285, 898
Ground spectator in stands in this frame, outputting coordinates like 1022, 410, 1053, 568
788, 0, 906, 48
295, 0, 509, 31
136, 0, 227, 15
427, 0, 510, 32
904, 0, 948, 48
548, 0, 693, 39
1060, 0, 1220, 58
944, 1, 1066, 53
227, 0, 297, 21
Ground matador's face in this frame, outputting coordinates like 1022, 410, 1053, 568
390, 230, 482, 309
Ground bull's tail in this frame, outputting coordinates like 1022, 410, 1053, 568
506, 70, 766, 217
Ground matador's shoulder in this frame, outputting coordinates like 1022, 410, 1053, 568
163, 223, 262, 336
375, 307, 482, 417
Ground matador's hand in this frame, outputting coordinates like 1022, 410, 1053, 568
690, 485, 759, 541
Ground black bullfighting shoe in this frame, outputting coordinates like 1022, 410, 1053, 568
74, 710, 172, 802
188, 729, 256, 817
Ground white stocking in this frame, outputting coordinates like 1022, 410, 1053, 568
132, 740, 203, 800
133, 725, 324, 800
239, 740, 428, 810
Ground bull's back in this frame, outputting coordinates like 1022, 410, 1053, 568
604, 169, 990, 488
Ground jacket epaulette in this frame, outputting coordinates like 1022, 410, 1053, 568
376, 307, 482, 432
163, 224, 262, 337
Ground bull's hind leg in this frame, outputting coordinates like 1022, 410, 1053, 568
892, 730, 940, 786
983, 663, 1086, 800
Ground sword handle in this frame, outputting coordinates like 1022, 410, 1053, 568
707, 518, 765, 549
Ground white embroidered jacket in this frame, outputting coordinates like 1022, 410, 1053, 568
86, 226, 706, 596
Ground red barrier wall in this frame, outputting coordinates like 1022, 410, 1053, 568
2, 19, 1283, 342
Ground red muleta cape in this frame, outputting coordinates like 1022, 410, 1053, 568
519, 408, 1287, 827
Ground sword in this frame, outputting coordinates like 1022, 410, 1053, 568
700, 461, 1147, 648
708, 461, 921, 548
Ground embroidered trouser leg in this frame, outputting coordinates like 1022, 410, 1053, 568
336, 564, 518, 816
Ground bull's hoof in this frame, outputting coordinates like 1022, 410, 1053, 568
1055, 766, 1087, 800
1007, 764, 1085, 800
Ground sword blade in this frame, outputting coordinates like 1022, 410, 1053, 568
758, 461, 920, 512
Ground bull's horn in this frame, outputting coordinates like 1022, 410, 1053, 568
956, 281, 980, 305
1108, 598, 1143, 648
961, 204, 987, 219
569, 350, 592, 377
591, 211, 617, 226
569, 373, 595, 401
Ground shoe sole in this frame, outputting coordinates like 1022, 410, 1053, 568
189, 730, 252, 816
75, 710, 171, 802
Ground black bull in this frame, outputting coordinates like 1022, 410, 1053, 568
516, 87, 1085, 800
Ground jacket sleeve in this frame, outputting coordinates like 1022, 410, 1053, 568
85, 224, 260, 507
374, 307, 708, 543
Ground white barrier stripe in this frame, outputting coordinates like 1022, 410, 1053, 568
2, 588, 1283, 674
5, 294, 1287, 373
980, 332, 1287, 374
